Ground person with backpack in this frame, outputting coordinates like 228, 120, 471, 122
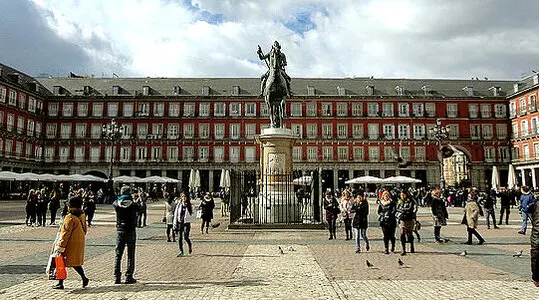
518, 186, 536, 235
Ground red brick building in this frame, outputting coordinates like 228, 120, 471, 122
0, 62, 516, 191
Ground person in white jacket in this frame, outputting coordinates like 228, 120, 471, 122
173, 192, 193, 257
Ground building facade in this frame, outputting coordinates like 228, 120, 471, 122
0, 62, 517, 191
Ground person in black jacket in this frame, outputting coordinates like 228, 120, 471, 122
497, 187, 511, 225
396, 190, 417, 256
112, 185, 140, 284
350, 192, 369, 253
199, 192, 215, 234
378, 191, 397, 254
483, 189, 499, 229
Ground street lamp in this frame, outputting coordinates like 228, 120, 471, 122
429, 119, 450, 190
101, 119, 123, 182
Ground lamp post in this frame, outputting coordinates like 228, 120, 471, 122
429, 119, 450, 190
101, 118, 123, 183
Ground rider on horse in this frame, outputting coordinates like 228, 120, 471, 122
258, 41, 292, 97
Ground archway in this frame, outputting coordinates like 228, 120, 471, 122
442, 145, 472, 188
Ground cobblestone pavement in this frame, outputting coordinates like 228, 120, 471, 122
0, 200, 537, 299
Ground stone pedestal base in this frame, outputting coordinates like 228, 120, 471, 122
255, 182, 299, 223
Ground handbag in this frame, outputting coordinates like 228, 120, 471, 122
55, 256, 67, 280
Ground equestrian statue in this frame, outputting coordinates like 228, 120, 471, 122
257, 41, 292, 128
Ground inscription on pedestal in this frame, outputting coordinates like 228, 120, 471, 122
267, 153, 285, 174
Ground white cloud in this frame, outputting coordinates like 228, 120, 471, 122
20, 0, 539, 79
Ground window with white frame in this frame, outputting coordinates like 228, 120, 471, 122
77, 102, 88, 117
306, 124, 317, 139
229, 103, 241, 116
91, 124, 101, 139
521, 120, 529, 136
513, 146, 520, 160
27, 119, 34, 136
59, 146, 69, 162
322, 123, 333, 139
8, 90, 15, 106
199, 103, 210, 117
532, 117, 539, 135
353, 147, 364, 161
199, 123, 210, 138
214, 123, 225, 139
122, 103, 133, 117
293, 147, 302, 161
61, 103, 73, 117
167, 146, 178, 162
338, 147, 348, 161
398, 103, 409, 117
168, 124, 179, 139
414, 146, 426, 161
153, 103, 164, 117
16, 116, 24, 134
5, 139, 12, 156
495, 104, 506, 118
0, 86, 5, 102
245, 124, 256, 139
306, 102, 316, 116
368, 123, 379, 140
468, 104, 478, 118
412, 103, 424, 117
90, 147, 101, 162
151, 146, 162, 161
400, 146, 411, 161
447, 124, 459, 139
137, 102, 149, 116
184, 103, 195, 117
447, 103, 458, 118
245, 147, 255, 162
481, 104, 491, 118
44, 146, 54, 162
0, 111, 4, 128
496, 124, 507, 139
214, 103, 225, 116
382, 103, 393, 117
535, 143, 539, 159
382, 124, 395, 140
398, 125, 410, 140
352, 102, 363, 116
337, 103, 347, 116
291, 124, 303, 138
93, 103, 103, 117
413, 124, 425, 139
46, 124, 57, 138
75, 123, 87, 138
152, 123, 163, 137
245, 103, 256, 117
107, 103, 118, 117
18, 93, 25, 109
48, 103, 59, 116
230, 123, 240, 139
470, 124, 481, 139
35, 146, 42, 160
384, 147, 395, 162
136, 146, 147, 161
512, 123, 519, 138
321, 103, 332, 116
169, 103, 180, 117
25, 143, 32, 158
198, 146, 209, 162
352, 124, 364, 139
425, 103, 436, 117
35, 122, 42, 137
484, 146, 495, 162
529, 95, 537, 112
214, 146, 224, 162
482, 124, 493, 139
6, 114, 14, 131
229, 146, 240, 163
307, 147, 318, 161
120, 146, 130, 162
519, 98, 527, 115
499, 146, 510, 162
509, 102, 516, 118
291, 103, 302, 117
60, 123, 71, 139
74, 146, 85, 162
322, 146, 333, 161
28, 97, 36, 112
261, 104, 269, 116
367, 103, 379, 116
137, 123, 148, 138
337, 124, 348, 139
183, 123, 194, 139
120, 124, 132, 139
368, 146, 380, 162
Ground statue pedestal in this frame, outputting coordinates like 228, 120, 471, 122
255, 128, 298, 223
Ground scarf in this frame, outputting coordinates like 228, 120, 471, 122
179, 204, 186, 224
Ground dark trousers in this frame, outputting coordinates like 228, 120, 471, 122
466, 226, 484, 243
86, 210, 95, 225
381, 225, 396, 251
499, 206, 510, 225
26, 209, 35, 225
485, 208, 497, 228
344, 218, 352, 240
50, 209, 58, 225
114, 230, 136, 279
201, 219, 210, 232
137, 211, 147, 227
166, 224, 175, 241
178, 223, 192, 253
37, 211, 47, 226
327, 218, 336, 239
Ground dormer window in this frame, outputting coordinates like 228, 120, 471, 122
0, 66, 3, 77
337, 86, 346, 96
232, 85, 240, 96
53, 86, 64, 96
533, 74, 539, 85
142, 86, 150, 96
307, 86, 315, 96
83, 86, 92, 96
112, 85, 120, 96
463, 86, 474, 97
173, 86, 181, 95
395, 85, 404, 96
366, 85, 374, 96
489, 86, 501, 97
202, 86, 210, 96
421, 85, 430, 96
514, 83, 519, 93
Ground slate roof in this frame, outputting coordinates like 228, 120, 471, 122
0, 63, 52, 97
35, 76, 515, 99
509, 73, 539, 97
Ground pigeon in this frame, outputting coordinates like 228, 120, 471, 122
460, 250, 467, 257
513, 250, 523, 258
366, 260, 374, 268
398, 258, 405, 267
278, 246, 284, 255
288, 246, 296, 252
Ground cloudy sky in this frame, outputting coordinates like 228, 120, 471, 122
1, 0, 538, 80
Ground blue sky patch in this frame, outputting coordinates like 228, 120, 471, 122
285, 9, 317, 36
178, 0, 224, 24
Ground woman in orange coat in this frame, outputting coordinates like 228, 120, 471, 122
53, 196, 89, 289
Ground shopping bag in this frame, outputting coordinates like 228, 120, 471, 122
196, 209, 202, 219
55, 256, 67, 280
46, 255, 57, 280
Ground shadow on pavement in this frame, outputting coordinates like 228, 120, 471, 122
0, 264, 45, 274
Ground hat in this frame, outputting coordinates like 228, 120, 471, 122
68, 196, 83, 209
120, 185, 131, 195
521, 186, 530, 193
